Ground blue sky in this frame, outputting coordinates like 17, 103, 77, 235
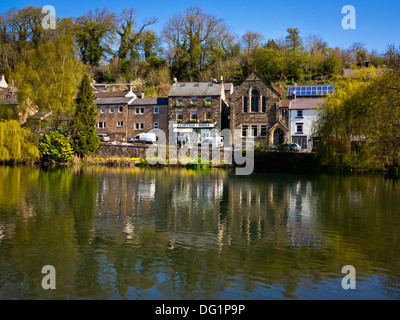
1, 0, 399, 53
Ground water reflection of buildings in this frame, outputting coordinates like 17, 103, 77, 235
93, 169, 322, 250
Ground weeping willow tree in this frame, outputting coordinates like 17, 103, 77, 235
0, 120, 40, 163
314, 66, 400, 169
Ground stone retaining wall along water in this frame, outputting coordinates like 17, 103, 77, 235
95, 144, 320, 172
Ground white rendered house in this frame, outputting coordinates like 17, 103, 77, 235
289, 98, 325, 151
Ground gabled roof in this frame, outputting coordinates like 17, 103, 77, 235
240, 71, 281, 97
0, 75, 8, 89
169, 82, 223, 97
129, 98, 168, 106
95, 90, 141, 99
290, 98, 325, 110
94, 97, 136, 105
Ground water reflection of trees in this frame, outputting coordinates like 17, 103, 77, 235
1, 167, 400, 299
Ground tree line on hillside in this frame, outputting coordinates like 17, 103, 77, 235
0, 5, 399, 170
1, 5, 398, 93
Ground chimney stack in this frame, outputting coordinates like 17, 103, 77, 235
0, 74, 8, 89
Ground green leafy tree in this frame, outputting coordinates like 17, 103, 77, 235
0, 120, 40, 162
39, 130, 74, 163
11, 34, 84, 126
75, 8, 118, 66
314, 67, 400, 169
69, 74, 100, 158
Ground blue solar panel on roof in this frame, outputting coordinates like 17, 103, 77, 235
289, 84, 334, 96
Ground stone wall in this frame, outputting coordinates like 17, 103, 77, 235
96, 144, 149, 159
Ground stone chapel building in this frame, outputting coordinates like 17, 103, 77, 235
229, 71, 290, 145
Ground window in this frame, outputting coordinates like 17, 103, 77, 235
191, 98, 197, 105
135, 107, 145, 114
243, 96, 248, 113
190, 111, 197, 122
262, 96, 266, 113
110, 106, 114, 114
176, 111, 183, 122
251, 88, 259, 112
281, 109, 288, 118
194, 83, 199, 87
296, 123, 303, 134
97, 122, 107, 129
260, 125, 267, 137
117, 121, 123, 128
242, 125, 248, 137
296, 110, 303, 118
205, 112, 212, 122
101, 106, 106, 114
135, 123, 145, 130
293, 136, 307, 150
119, 106, 124, 113
154, 106, 159, 114
154, 122, 159, 129
251, 125, 258, 137
205, 97, 212, 105
180, 83, 185, 87
176, 98, 183, 106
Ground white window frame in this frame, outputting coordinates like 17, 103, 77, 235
296, 123, 304, 134
118, 106, 124, 113
154, 122, 159, 129
135, 123, 145, 130
97, 121, 107, 129
117, 121, 124, 128
135, 107, 145, 114
100, 106, 106, 114
154, 106, 159, 114
241, 125, 248, 138
251, 125, 258, 137
110, 106, 114, 114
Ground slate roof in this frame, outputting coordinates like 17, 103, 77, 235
169, 82, 223, 97
289, 98, 325, 110
0, 98, 18, 105
129, 98, 168, 106
94, 97, 136, 105
280, 100, 291, 108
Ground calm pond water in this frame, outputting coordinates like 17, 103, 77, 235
0, 166, 399, 300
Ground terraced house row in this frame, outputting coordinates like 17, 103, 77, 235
93, 72, 329, 150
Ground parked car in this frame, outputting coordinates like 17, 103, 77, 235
270, 143, 301, 152
198, 137, 224, 148
234, 141, 255, 150
129, 133, 157, 144
97, 133, 110, 142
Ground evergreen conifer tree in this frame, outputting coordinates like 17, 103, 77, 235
70, 74, 100, 157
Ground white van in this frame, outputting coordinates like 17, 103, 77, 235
129, 133, 157, 144
97, 133, 110, 142
198, 137, 224, 148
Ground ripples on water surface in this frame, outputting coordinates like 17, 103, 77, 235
0, 166, 399, 300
